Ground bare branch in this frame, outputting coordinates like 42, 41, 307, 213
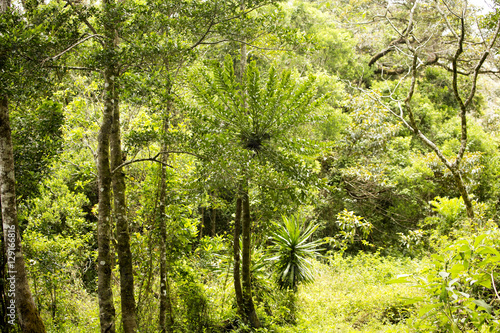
111, 150, 200, 174
451, 16, 466, 111
441, 0, 461, 18
435, 0, 459, 39
188, 1, 273, 50
112, 153, 173, 174
465, 15, 500, 108
368, 37, 405, 67
43, 65, 100, 72
43, 34, 104, 63
189, 19, 216, 50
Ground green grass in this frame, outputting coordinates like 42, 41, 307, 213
38, 251, 425, 333
273, 252, 423, 333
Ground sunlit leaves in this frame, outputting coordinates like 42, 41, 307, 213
268, 215, 322, 290
394, 229, 500, 331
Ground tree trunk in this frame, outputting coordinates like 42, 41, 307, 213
1, 2, 46, 328
110, 80, 137, 333
97, 64, 116, 333
451, 170, 474, 219
159, 117, 174, 333
241, 187, 260, 328
235, 5, 259, 326
0, 96, 46, 332
211, 208, 216, 236
232, 196, 244, 317
0, 204, 9, 333
199, 207, 204, 240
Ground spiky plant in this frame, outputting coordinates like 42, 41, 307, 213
268, 215, 322, 291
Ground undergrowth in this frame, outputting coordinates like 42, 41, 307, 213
273, 252, 422, 333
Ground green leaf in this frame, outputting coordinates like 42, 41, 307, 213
474, 234, 488, 248
477, 246, 500, 257
449, 264, 465, 278
386, 274, 411, 284
418, 303, 441, 317
401, 297, 424, 305
431, 254, 444, 262
450, 322, 461, 333
472, 299, 493, 314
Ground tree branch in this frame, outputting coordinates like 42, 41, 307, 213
64, 0, 103, 46
199, 38, 288, 51
43, 34, 104, 63
368, 37, 405, 67
112, 153, 173, 174
111, 150, 200, 174
189, 19, 216, 50
187, 2, 273, 51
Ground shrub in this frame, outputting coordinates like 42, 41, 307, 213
391, 227, 500, 332
268, 215, 322, 291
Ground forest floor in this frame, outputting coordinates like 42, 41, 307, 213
276, 253, 423, 333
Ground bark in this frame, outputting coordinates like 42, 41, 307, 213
211, 208, 216, 236
400, 53, 475, 219
110, 80, 137, 333
199, 207, 204, 240
0, 1, 45, 330
0, 0, 9, 11
97, 64, 116, 333
0, 97, 46, 332
232, 196, 244, 316
368, 36, 405, 67
234, 5, 260, 326
0, 203, 9, 333
452, 170, 474, 219
158, 117, 174, 333
240, 187, 260, 328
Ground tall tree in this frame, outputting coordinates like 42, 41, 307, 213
192, 56, 324, 327
363, 0, 500, 218
108, 11, 138, 333
0, 1, 46, 332
70, 1, 283, 330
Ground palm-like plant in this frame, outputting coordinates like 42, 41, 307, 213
268, 215, 322, 291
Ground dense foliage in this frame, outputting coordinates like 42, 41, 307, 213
1, 0, 500, 332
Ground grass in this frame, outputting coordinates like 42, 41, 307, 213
272, 252, 423, 333
38, 250, 425, 333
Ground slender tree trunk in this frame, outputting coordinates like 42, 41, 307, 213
199, 207, 204, 240
240, 186, 260, 328
451, 170, 474, 219
110, 81, 137, 333
0, 204, 9, 333
0, 97, 46, 333
211, 208, 216, 236
97, 62, 116, 333
232, 196, 244, 317
159, 116, 174, 333
235, 5, 260, 326
99, 1, 137, 331
97, 3, 120, 329
1, 2, 45, 328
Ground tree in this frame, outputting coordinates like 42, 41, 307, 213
0, 1, 47, 332
65, 1, 286, 330
192, 56, 324, 327
362, 0, 500, 219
